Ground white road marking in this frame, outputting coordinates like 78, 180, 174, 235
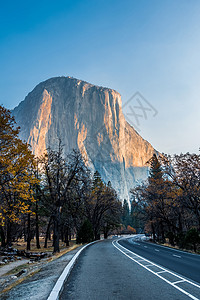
47, 241, 98, 300
157, 270, 167, 274
155, 249, 160, 252
173, 280, 186, 285
113, 240, 200, 300
144, 246, 148, 248
173, 254, 181, 258
140, 240, 196, 257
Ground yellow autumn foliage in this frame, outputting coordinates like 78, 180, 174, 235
0, 106, 39, 226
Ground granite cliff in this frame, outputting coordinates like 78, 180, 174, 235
13, 76, 157, 204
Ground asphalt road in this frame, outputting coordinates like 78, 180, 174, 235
60, 238, 198, 300
119, 236, 200, 284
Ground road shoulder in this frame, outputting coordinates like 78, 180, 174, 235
0, 245, 83, 300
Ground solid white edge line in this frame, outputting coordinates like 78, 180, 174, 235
115, 240, 200, 289
113, 240, 200, 300
47, 240, 98, 300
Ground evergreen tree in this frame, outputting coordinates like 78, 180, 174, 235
121, 199, 130, 227
148, 154, 163, 180
76, 219, 94, 243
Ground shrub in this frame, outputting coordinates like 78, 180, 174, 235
76, 220, 94, 244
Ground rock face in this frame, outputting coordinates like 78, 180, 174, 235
13, 76, 157, 205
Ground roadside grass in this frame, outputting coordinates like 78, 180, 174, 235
157, 241, 200, 255
4, 263, 30, 276
12, 237, 77, 253
0, 242, 82, 296
3, 243, 81, 276
0, 269, 40, 295
46, 243, 81, 262
1, 235, 81, 278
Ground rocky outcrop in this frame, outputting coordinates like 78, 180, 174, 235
13, 76, 157, 205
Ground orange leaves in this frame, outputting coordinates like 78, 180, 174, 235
0, 105, 38, 226
127, 225, 136, 233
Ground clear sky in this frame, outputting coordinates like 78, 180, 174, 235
1, 0, 200, 154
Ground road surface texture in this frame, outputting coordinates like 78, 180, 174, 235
119, 236, 200, 284
60, 238, 200, 300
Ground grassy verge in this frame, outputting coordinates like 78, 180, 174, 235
157, 241, 200, 254
1, 269, 40, 295
0, 242, 82, 296
12, 238, 77, 252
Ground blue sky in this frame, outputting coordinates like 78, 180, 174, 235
1, 0, 200, 154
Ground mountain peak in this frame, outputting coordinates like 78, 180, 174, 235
13, 76, 156, 203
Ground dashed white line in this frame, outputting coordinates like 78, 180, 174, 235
139, 240, 198, 257
173, 254, 182, 258
145, 264, 154, 267
133, 242, 141, 245
144, 246, 148, 248
173, 279, 185, 285
155, 249, 160, 252
113, 240, 200, 300
157, 270, 167, 274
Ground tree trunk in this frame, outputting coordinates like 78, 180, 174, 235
0, 226, 6, 247
53, 209, 60, 253
35, 199, 40, 249
160, 222, 165, 243
6, 220, 12, 246
44, 216, 52, 248
178, 213, 183, 233
23, 218, 26, 242
94, 228, 100, 240
65, 227, 69, 247
151, 222, 156, 242
61, 227, 64, 242
27, 213, 31, 251
103, 226, 109, 239
104, 231, 108, 239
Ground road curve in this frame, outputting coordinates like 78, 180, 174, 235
60, 238, 194, 300
119, 236, 200, 284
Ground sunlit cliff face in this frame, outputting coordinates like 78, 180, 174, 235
13, 76, 157, 203
28, 89, 52, 157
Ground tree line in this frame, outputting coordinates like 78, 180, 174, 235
2, 104, 198, 253
0, 106, 122, 252
131, 153, 200, 251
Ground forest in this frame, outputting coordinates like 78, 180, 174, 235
0, 106, 122, 253
0, 105, 199, 254
130, 153, 200, 252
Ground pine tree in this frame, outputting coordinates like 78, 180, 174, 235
146, 154, 165, 242
148, 154, 163, 180
121, 199, 130, 227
